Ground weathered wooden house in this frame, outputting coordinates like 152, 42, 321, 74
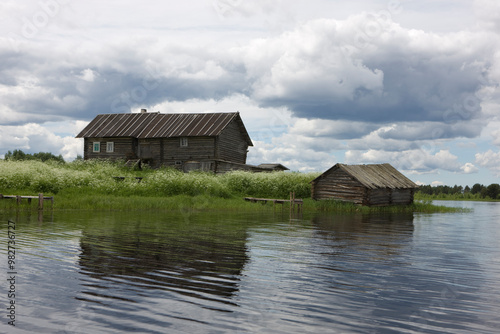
310, 163, 417, 206
76, 110, 259, 172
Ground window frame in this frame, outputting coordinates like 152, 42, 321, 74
180, 137, 188, 147
92, 142, 101, 153
106, 142, 114, 153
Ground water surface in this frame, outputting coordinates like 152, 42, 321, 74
1, 201, 500, 333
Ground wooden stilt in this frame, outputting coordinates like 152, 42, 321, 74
38, 193, 44, 210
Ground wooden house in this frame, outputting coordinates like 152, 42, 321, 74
76, 110, 256, 172
310, 163, 417, 206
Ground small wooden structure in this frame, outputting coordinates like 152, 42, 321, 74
0, 193, 54, 210
244, 192, 303, 213
310, 163, 417, 206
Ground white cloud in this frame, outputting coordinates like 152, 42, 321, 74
474, 0, 500, 31
431, 181, 445, 186
475, 149, 500, 176
0, 122, 83, 161
78, 69, 97, 82
345, 148, 474, 174
461, 162, 479, 174
248, 140, 334, 173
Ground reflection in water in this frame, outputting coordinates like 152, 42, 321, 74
78, 215, 249, 305
1, 206, 500, 333
309, 212, 486, 333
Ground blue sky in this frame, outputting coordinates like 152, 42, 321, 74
1, 0, 500, 187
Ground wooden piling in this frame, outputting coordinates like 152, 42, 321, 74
38, 193, 44, 210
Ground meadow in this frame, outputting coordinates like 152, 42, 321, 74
0, 159, 466, 213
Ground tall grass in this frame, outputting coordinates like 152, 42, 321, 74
0, 159, 319, 210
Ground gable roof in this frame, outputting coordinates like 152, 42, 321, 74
312, 163, 417, 189
76, 112, 253, 146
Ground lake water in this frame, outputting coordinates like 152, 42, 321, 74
1, 201, 500, 333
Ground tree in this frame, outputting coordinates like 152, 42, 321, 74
4, 149, 65, 163
5, 149, 27, 160
471, 183, 484, 195
486, 184, 500, 200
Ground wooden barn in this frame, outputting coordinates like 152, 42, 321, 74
76, 110, 260, 172
310, 163, 417, 206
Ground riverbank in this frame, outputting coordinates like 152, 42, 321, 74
0, 159, 468, 213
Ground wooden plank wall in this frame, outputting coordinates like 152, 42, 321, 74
367, 188, 392, 206
312, 168, 367, 204
84, 137, 136, 160
161, 137, 215, 167
216, 120, 248, 164
312, 167, 415, 206
390, 189, 414, 205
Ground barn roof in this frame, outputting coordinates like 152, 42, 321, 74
312, 163, 417, 189
257, 163, 290, 170
76, 112, 253, 146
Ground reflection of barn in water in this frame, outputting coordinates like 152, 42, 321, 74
311, 213, 414, 259
78, 215, 250, 303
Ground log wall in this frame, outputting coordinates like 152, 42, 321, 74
311, 168, 367, 204
216, 120, 249, 164
83, 137, 137, 161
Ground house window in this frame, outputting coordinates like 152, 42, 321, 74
93, 142, 100, 153
106, 142, 114, 153
180, 137, 188, 147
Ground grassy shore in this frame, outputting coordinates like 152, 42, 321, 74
0, 159, 468, 213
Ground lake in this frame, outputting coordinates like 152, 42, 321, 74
1, 201, 500, 333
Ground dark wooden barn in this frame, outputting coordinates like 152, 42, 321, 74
310, 163, 417, 206
76, 110, 259, 172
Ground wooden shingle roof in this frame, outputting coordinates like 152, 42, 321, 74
312, 163, 417, 189
76, 112, 253, 146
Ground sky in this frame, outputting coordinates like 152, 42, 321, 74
1, 0, 500, 186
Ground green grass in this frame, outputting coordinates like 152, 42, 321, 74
0, 159, 469, 213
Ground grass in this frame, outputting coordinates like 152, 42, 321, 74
0, 159, 469, 213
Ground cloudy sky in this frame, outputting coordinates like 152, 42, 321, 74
1, 0, 500, 186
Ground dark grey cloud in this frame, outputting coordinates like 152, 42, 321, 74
244, 15, 494, 126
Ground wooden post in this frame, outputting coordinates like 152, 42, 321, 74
38, 193, 44, 211
16, 196, 21, 205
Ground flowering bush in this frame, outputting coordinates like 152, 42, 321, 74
0, 160, 318, 199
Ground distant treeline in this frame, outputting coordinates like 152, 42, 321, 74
3, 149, 73, 163
417, 183, 500, 200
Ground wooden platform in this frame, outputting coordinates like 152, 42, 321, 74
0, 193, 54, 210
244, 192, 303, 213
244, 197, 304, 205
